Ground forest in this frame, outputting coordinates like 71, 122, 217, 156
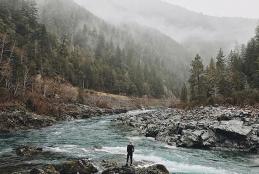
0, 0, 179, 104
186, 27, 259, 105
0, 0, 259, 107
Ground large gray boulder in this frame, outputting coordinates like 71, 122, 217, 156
201, 130, 216, 147
177, 130, 203, 148
210, 120, 252, 138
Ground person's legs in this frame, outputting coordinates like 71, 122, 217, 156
126, 153, 129, 165
130, 153, 133, 165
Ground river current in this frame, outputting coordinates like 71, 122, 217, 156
0, 110, 259, 174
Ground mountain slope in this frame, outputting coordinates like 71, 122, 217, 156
34, 0, 193, 96
75, 0, 258, 60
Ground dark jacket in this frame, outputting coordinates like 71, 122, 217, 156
127, 144, 134, 154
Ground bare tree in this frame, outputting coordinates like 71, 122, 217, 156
0, 33, 7, 63
8, 40, 16, 62
23, 65, 30, 96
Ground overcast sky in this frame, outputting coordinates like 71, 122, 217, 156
161, 0, 259, 18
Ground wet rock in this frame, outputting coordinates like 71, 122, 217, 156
16, 145, 43, 157
56, 159, 98, 174
40, 165, 60, 174
102, 166, 136, 174
102, 164, 169, 174
136, 164, 169, 174
101, 160, 118, 169
30, 168, 45, 174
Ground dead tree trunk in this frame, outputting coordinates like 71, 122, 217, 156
9, 40, 16, 62
0, 33, 7, 63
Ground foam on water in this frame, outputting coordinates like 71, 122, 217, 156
95, 146, 127, 154
0, 148, 12, 155
163, 144, 177, 149
134, 153, 237, 174
0, 113, 258, 174
45, 146, 70, 153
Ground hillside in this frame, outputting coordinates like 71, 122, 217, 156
75, 0, 258, 61
36, 0, 191, 94
0, 0, 189, 109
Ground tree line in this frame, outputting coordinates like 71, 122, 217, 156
0, 0, 177, 101
185, 26, 259, 105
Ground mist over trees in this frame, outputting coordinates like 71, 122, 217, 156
188, 27, 259, 105
75, 0, 258, 62
0, 0, 183, 99
1, 0, 258, 105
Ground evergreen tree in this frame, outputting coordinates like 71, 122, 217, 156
215, 48, 230, 96
189, 54, 206, 102
228, 50, 245, 91
206, 58, 217, 97
180, 83, 188, 102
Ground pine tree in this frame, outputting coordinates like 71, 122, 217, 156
243, 38, 258, 88
228, 50, 245, 91
206, 58, 217, 97
189, 54, 206, 102
180, 83, 188, 102
215, 48, 230, 96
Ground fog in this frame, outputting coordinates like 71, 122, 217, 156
75, 0, 259, 60
162, 0, 259, 18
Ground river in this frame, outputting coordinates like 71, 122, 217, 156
0, 110, 259, 174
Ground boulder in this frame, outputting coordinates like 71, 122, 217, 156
43, 165, 60, 174
16, 145, 43, 157
30, 169, 45, 174
201, 130, 216, 147
57, 159, 98, 174
145, 124, 160, 138
102, 166, 135, 174
101, 160, 118, 169
210, 120, 252, 138
30, 165, 60, 174
102, 164, 169, 174
137, 164, 169, 174
177, 130, 203, 148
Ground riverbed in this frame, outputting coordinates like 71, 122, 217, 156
0, 110, 259, 174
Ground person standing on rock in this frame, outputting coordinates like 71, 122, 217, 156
126, 142, 134, 166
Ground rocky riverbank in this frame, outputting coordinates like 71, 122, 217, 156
2, 145, 169, 174
0, 103, 127, 133
115, 106, 259, 152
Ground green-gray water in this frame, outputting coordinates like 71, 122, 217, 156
0, 110, 259, 174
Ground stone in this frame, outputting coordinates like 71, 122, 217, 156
102, 164, 169, 174
145, 124, 160, 138
210, 120, 252, 137
30, 169, 45, 174
16, 145, 43, 157
201, 130, 216, 147
102, 166, 135, 174
57, 159, 98, 174
137, 164, 169, 174
177, 130, 203, 148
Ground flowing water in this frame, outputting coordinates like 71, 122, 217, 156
0, 110, 259, 174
